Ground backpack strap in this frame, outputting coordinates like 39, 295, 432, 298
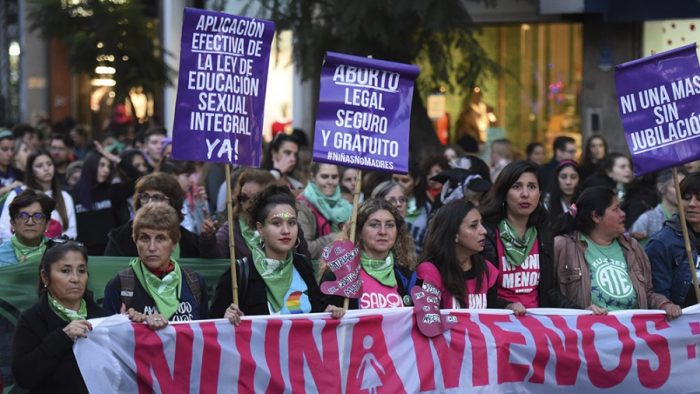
182, 267, 203, 308
118, 268, 136, 308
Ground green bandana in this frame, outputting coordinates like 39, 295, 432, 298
302, 182, 352, 232
239, 217, 261, 252
129, 258, 182, 319
251, 245, 294, 313
11, 235, 48, 264
405, 196, 420, 220
48, 293, 87, 322
171, 243, 181, 260
360, 251, 396, 287
498, 219, 537, 267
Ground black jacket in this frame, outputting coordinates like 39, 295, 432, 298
12, 292, 104, 394
210, 252, 323, 317
104, 221, 201, 257
482, 222, 578, 309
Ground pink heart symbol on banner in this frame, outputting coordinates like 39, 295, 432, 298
411, 284, 458, 337
320, 239, 362, 298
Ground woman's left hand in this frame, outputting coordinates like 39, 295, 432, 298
325, 305, 345, 319
662, 303, 682, 320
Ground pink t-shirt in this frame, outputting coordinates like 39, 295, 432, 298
495, 230, 540, 308
416, 261, 499, 309
358, 268, 404, 309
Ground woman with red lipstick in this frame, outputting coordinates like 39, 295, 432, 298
103, 203, 208, 324
553, 186, 681, 319
417, 200, 498, 309
221, 185, 343, 323
481, 161, 574, 314
322, 198, 417, 309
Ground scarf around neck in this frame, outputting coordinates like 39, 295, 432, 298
302, 182, 352, 231
48, 293, 87, 322
498, 219, 537, 267
251, 244, 294, 313
360, 251, 396, 287
129, 258, 182, 320
11, 235, 48, 264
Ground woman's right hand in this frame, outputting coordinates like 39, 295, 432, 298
586, 304, 608, 315
225, 303, 244, 326
63, 320, 92, 340
506, 302, 526, 316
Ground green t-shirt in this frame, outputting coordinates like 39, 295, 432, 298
582, 235, 638, 311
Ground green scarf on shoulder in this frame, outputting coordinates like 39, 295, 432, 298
498, 219, 537, 267
129, 258, 182, 320
302, 182, 352, 232
48, 293, 87, 322
360, 251, 396, 287
11, 235, 48, 265
251, 244, 294, 313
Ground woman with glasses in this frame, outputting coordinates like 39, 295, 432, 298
12, 239, 104, 393
0, 190, 54, 266
103, 203, 208, 322
371, 180, 408, 218
0, 150, 76, 243
72, 144, 142, 255
104, 172, 207, 257
297, 162, 352, 260
321, 198, 417, 310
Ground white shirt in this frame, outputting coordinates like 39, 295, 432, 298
0, 188, 77, 243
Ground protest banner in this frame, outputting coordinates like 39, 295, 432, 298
615, 44, 700, 302
172, 8, 275, 165
75, 307, 700, 393
0, 257, 230, 393
615, 43, 700, 177
312, 52, 419, 174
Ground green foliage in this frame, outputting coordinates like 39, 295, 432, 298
252, 0, 502, 92
27, 0, 172, 99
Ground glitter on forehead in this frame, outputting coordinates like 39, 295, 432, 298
272, 211, 294, 220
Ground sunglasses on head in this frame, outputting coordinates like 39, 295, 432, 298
46, 237, 84, 250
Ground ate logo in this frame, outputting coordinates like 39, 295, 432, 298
688, 321, 700, 360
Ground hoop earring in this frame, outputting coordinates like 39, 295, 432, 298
294, 237, 301, 249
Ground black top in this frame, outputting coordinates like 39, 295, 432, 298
320, 264, 417, 310
209, 252, 323, 317
12, 292, 104, 394
104, 221, 201, 257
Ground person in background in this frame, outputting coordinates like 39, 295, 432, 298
371, 180, 408, 218
103, 203, 208, 322
489, 138, 514, 181
13, 138, 32, 175
526, 142, 546, 166
480, 160, 575, 314
48, 134, 73, 190
553, 186, 681, 319
142, 127, 166, 168
321, 198, 417, 310
544, 160, 581, 219
443, 144, 466, 166
685, 160, 700, 174
104, 172, 210, 257
64, 161, 83, 189
430, 167, 492, 208
631, 168, 686, 245
0, 190, 52, 266
261, 133, 303, 191
0, 150, 77, 242
540, 136, 577, 191
582, 152, 634, 203
215, 186, 343, 322
12, 124, 41, 151
0, 129, 24, 195
417, 200, 498, 309
296, 162, 351, 260
420, 154, 451, 214
160, 159, 208, 235
340, 166, 362, 202
646, 173, 700, 307
393, 159, 429, 255
69, 126, 90, 160
12, 240, 104, 393
579, 134, 608, 181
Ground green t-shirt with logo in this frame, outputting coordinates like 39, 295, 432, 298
582, 235, 638, 311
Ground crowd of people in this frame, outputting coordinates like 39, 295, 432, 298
3, 120, 699, 392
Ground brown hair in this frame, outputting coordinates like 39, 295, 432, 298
232, 168, 275, 219
133, 172, 185, 221
132, 202, 181, 244
355, 198, 416, 270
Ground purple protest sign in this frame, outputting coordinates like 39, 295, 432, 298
615, 43, 700, 176
172, 8, 275, 165
313, 52, 420, 174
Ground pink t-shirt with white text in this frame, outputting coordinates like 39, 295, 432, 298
359, 268, 404, 309
495, 230, 540, 308
416, 261, 499, 309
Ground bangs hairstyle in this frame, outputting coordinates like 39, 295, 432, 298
480, 160, 547, 228
355, 198, 416, 270
26, 150, 69, 231
251, 185, 297, 227
38, 240, 88, 295
132, 202, 181, 244
681, 172, 700, 199
133, 172, 185, 221
9, 189, 56, 220
420, 200, 487, 307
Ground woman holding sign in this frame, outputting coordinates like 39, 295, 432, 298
416, 200, 498, 309
480, 161, 575, 314
222, 186, 343, 323
321, 198, 417, 309
553, 186, 681, 318
297, 162, 352, 260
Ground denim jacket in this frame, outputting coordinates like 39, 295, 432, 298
645, 215, 699, 306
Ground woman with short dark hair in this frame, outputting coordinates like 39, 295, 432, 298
0, 189, 55, 266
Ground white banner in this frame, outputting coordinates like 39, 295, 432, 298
75, 307, 700, 393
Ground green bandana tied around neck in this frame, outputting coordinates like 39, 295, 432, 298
360, 251, 396, 287
171, 243, 181, 260
129, 258, 182, 320
48, 293, 87, 322
498, 219, 537, 267
239, 217, 261, 252
251, 245, 294, 313
11, 235, 48, 264
302, 182, 352, 232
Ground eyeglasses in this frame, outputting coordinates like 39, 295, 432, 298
15, 211, 47, 223
138, 193, 170, 205
387, 197, 407, 206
